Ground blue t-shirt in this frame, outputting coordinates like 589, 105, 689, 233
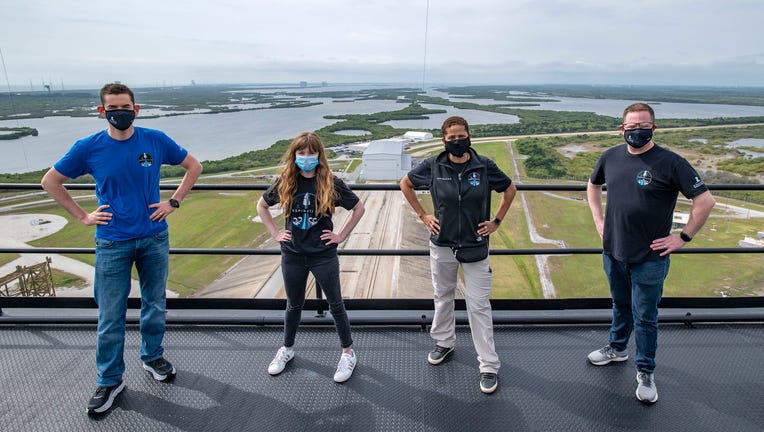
54, 127, 188, 241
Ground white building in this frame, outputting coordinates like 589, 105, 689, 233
672, 212, 689, 229
403, 131, 434, 142
361, 139, 411, 180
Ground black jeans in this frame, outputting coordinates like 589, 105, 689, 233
281, 252, 353, 348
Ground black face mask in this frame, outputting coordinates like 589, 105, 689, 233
444, 137, 471, 157
624, 128, 653, 148
105, 109, 136, 131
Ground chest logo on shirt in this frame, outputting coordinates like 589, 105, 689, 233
468, 172, 481, 187
138, 153, 154, 168
636, 170, 652, 186
291, 192, 319, 230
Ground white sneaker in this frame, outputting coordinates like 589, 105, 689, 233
636, 371, 658, 404
587, 345, 628, 366
267, 346, 294, 376
333, 350, 357, 383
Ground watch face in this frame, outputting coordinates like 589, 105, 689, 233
169, 199, 180, 208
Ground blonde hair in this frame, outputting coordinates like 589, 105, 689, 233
277, 132, 336, 216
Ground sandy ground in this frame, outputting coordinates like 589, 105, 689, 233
0, 214, 178, 298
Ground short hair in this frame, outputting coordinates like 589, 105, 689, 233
441, 116, 470, 137
623, 103, 654, 122
99, 83, 135, 105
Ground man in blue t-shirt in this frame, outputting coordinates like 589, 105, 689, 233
586, 103, 715, 405
41, 83, 202, 416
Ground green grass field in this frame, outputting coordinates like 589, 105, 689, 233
9, 138, 763, 299
26, 190, 269, 297
519, 178, 763, 299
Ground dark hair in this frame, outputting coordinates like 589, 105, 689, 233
440, 116, 470, 137
623, 103, 654, 122
99, 83, 135, 105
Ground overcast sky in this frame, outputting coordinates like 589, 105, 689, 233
3, 0, 764, 89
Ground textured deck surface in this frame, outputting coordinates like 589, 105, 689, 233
1, 323, 763, 431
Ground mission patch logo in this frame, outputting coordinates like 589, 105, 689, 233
138, 152, 154, 168
636, 170, 652, 186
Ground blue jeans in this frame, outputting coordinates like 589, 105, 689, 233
94, 230, 170, 387
281, 252, 353, 348
603, 253, 670, 373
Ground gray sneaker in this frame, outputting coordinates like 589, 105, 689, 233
636, 371, 658, 404
587, 345, 628, 366
479, 372, 498, 394
427, 345, 454, 365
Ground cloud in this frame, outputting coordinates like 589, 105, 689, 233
2, 0, 764, 87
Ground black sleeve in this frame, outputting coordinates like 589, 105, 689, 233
334, 177, 360, 210
486, 158, 512, 192
674, 157, 709, 199
406, 158, 433, 189
590, 153, 607, 185
262, 178, 281, 206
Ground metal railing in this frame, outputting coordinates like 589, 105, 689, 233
1, 183, 763, 323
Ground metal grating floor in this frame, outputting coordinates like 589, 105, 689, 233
1, 322, 763, 431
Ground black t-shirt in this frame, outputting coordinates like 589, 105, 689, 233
262, 174, 360, 255
590, 143, 708, 263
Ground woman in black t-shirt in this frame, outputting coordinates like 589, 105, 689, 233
257, 132, 365, 383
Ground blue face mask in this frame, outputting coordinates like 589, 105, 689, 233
624, 128, 653, 148
295, 155, 319, 172
105, 109, 135, 131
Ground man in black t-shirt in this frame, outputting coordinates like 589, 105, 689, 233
586, 103, 716, 405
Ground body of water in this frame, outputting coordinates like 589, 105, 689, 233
3, 88, 764, 174
425, 89, 764, 118
727, 138, 764, 157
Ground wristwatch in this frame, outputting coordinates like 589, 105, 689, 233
169, 198, 180, 208
492, 217, 502, 225
679, 231, 692, 242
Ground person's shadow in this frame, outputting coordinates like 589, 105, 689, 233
101, 354, 523, 431
111, 368, 372, 430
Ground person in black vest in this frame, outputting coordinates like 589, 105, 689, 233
586, 103, 716, 404
400, 116, 516, 394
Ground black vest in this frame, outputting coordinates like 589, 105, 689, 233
429, 149, 491, 248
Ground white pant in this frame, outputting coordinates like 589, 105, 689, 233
429, 242, 500, 373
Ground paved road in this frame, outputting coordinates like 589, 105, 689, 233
0, 213, 178, 298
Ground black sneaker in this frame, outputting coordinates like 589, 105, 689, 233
479, 372, 498, 394
86, 380, 125, 416
427, 345, 454, 365
143, 357, 177, 381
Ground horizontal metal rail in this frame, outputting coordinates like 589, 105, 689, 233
2, 183, 763, 191
1, 182, 762, 322
1, 247, 763, 256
